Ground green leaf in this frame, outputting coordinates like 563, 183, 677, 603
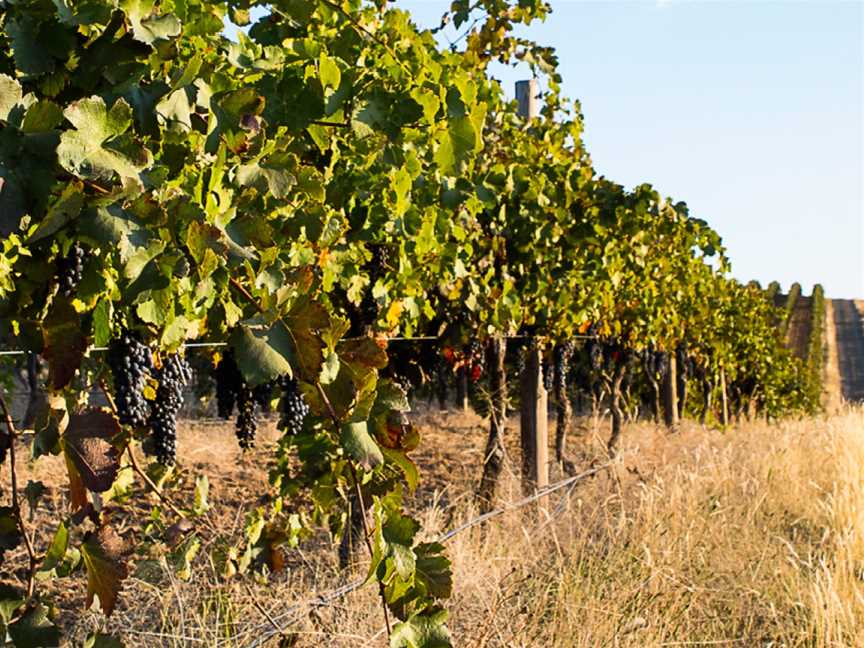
193, 475, 209, 515
236, 159, 296, 199
28, 182, 85, 243
389, 608, 452, 648
319, 53, 341, 92
80, 525, 129, 616
120, 0, 182, 44
413, 543, 452, 599
23, 480, 47, 512
21, 100, 64, 133
7, 603, 61, 648
381, 447, 419, 492
434, 117, 477, 176
92, 299, 112, 347
32, 392, 68, 459
57, 96, 152, 183
340, 421, 383, 470
155, 88, 192, 131
411, 89, 440, 125
230, 320, 295, 386
38, 522, 69, 575
319, 351, 340, 385
6, 16, 61, 78
0, 583, 25, 625
168, 535, 200, 581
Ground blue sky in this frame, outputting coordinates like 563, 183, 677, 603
396, 0, 864, 298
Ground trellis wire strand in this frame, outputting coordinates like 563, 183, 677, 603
0, 334, 598, 357
240, 457, 621, 648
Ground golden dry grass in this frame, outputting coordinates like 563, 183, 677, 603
10, 407, 864, 647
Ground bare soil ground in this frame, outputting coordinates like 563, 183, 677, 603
833, 299, 864, 403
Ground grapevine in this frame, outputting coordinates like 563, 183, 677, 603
0, 0, 821, 644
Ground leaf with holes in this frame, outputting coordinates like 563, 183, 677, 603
62, 409, 122, 500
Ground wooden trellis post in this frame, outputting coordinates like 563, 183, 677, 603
520, 343, 548, 494
663, 352, 679, 430
719, 365, 729, 426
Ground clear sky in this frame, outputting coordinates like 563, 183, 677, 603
397, 0, 864, 299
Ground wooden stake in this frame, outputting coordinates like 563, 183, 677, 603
719, 365, 729, 426
520, 343, 549, 494
663, 352, 679, 430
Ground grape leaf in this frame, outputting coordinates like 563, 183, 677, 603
120, 0, 181, 45
62, 409, 122, 495
413, 543, 452, 600
84, 633, 125, 648
38, 522, 69, 576
389, 608, 452, 648
340, 421, 383, 470
27, 182, 85, 244
57, 96, 152, 183
7, 603, 61, 648
41, 298, 87, 390
81, 525, 129, 616
0, 583, 25, 626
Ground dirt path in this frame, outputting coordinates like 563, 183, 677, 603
832, 299, 864, 403
824, 300, 843, 412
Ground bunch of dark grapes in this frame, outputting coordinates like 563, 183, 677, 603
107, 331, 153, 427
588, 341, 604, 372
554, 340, 576, 392
278, 376, 309, 436
370, 244, 391, 276
235, 385, 257, 449
392, 373, 413, 396
147, 353, 192, 465
215, 351, 243, 419
56, 242, 87, 297
359, 244, 393, 330
516, 346, 527, 377
253, 381, 276, 413
543, 356, 554, 391
213, 351, 261, 449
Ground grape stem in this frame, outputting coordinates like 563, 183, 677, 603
99, 380, 187, 520
315, 382, 392, 639
0, 392, 38, 599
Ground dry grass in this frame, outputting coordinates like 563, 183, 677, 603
8, 407, 864, 647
